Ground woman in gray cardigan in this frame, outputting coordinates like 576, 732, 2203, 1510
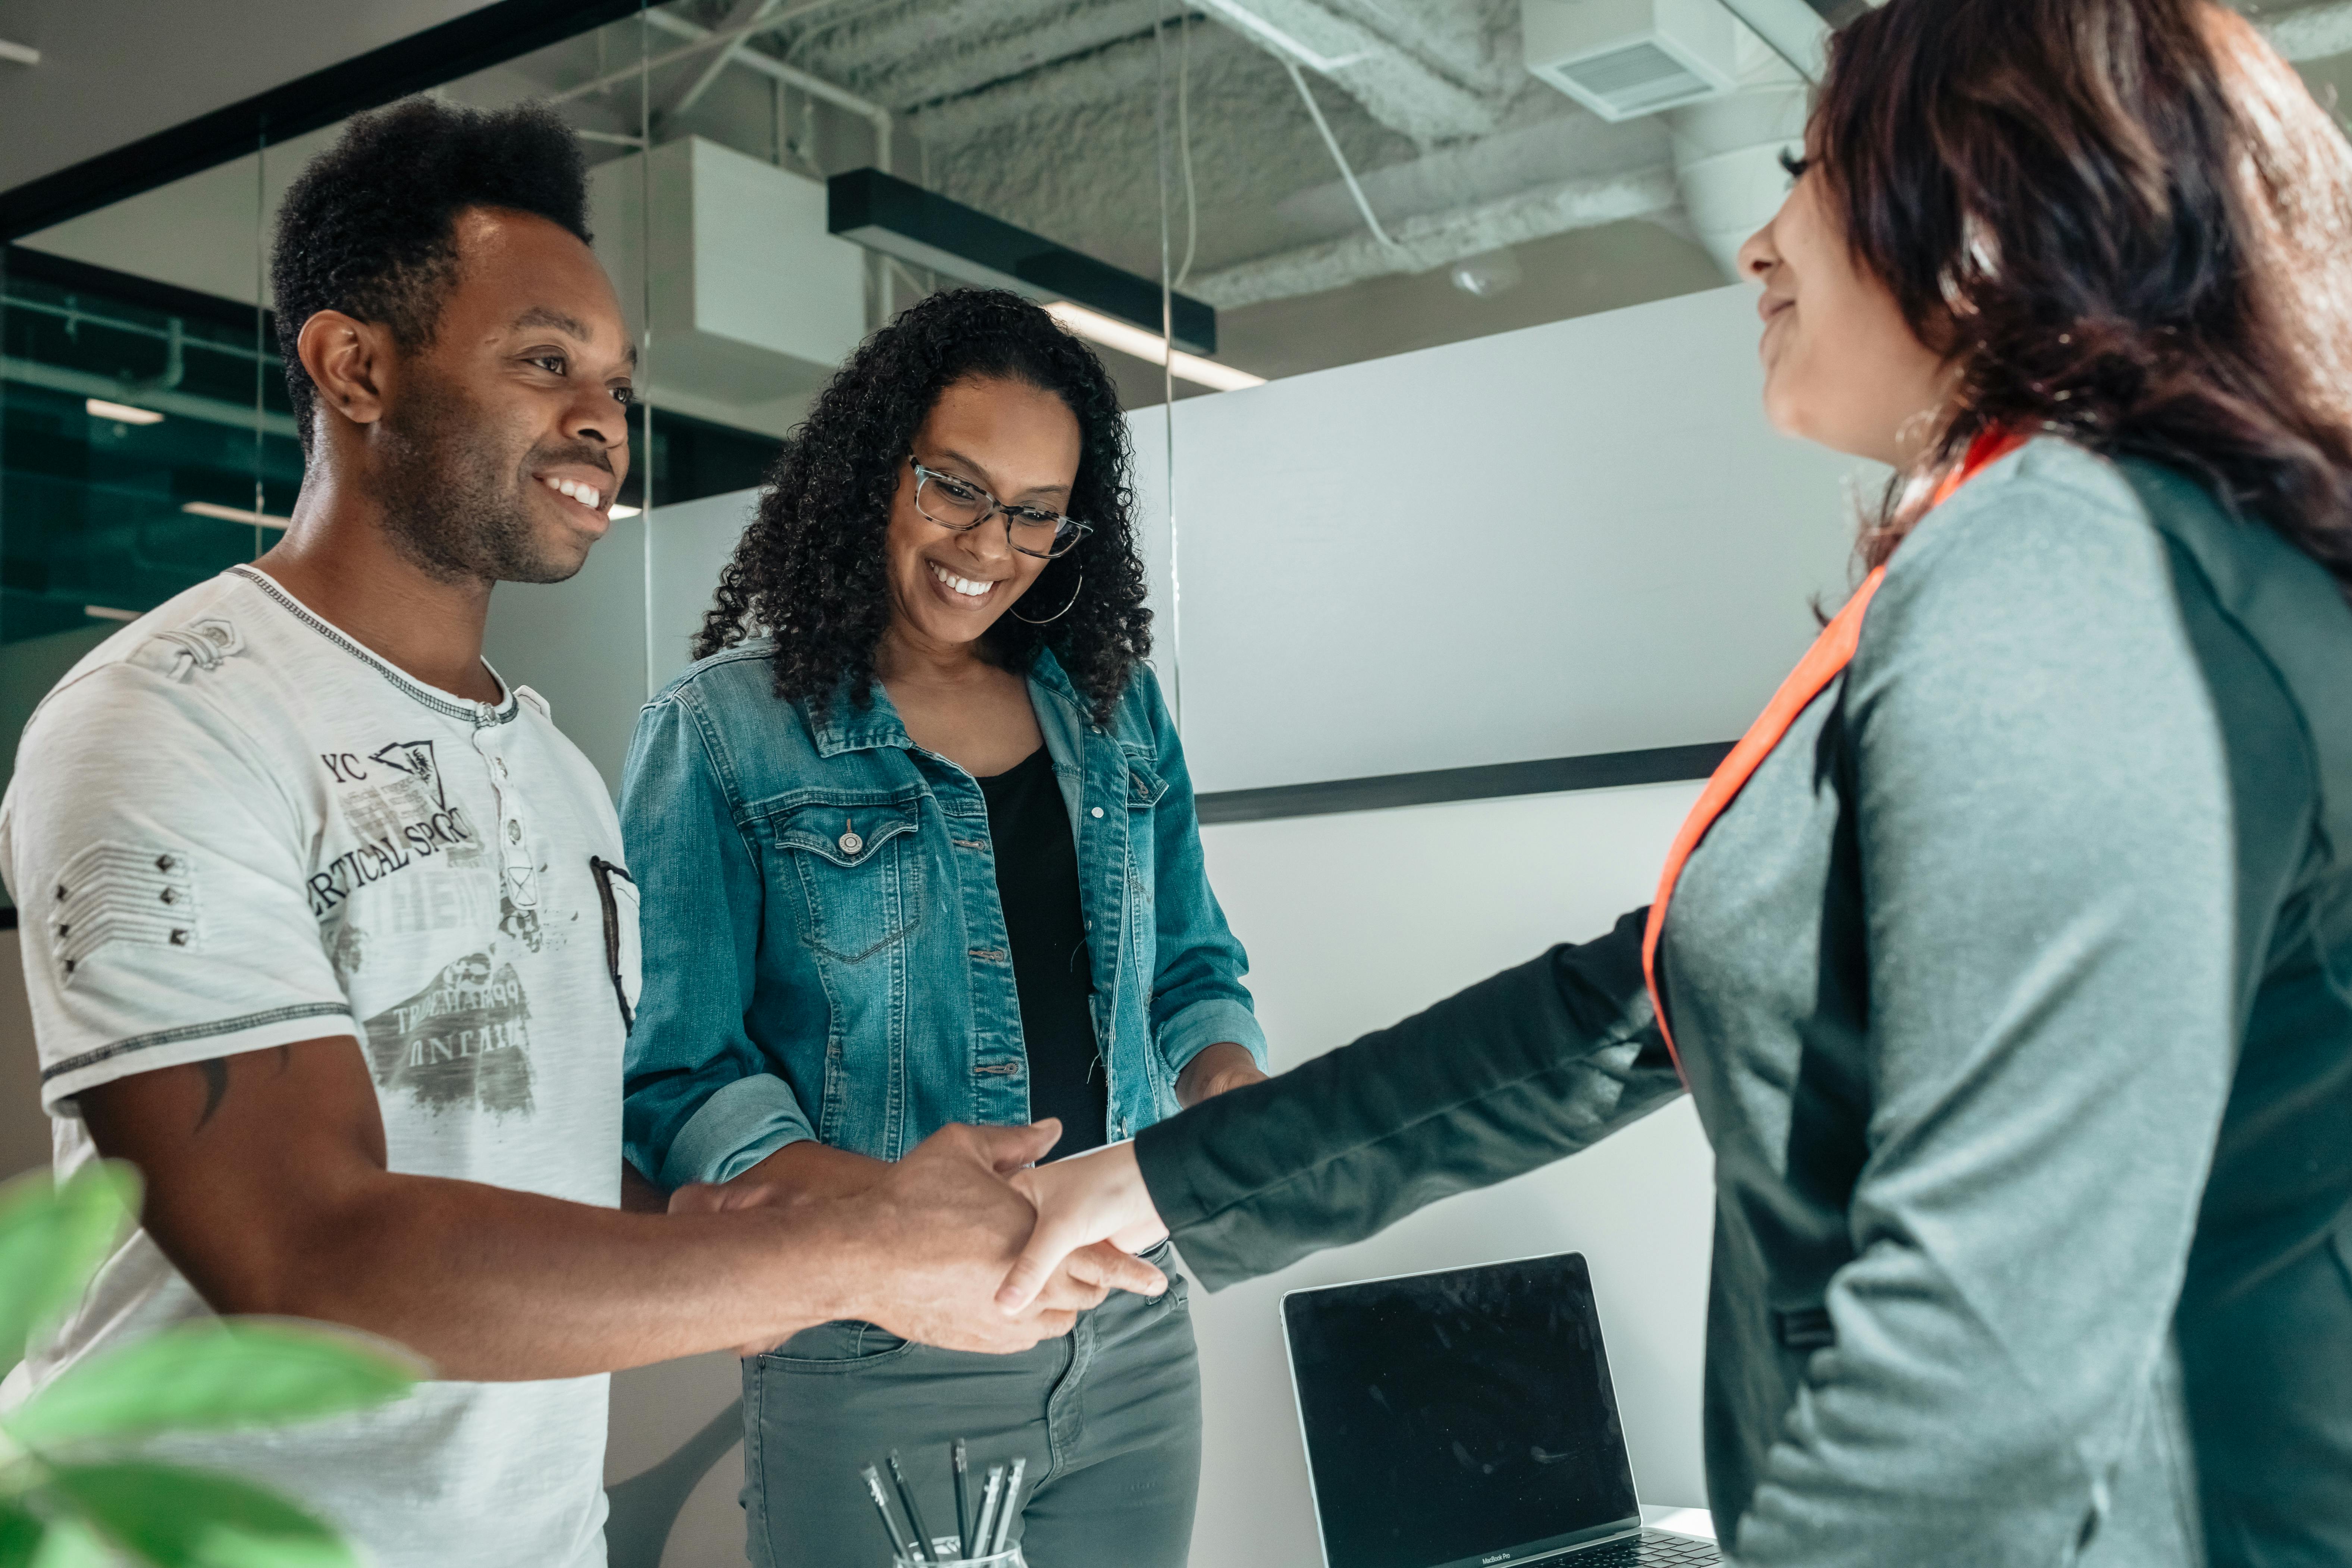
1001, 3, 2352, 1565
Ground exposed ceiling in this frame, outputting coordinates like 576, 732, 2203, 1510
477, 0, 2352, 405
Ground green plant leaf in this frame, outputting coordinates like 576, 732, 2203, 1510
45, 1461, 354, 1568
28, 1519, 110, 1568
6, 1321, 423, 1450
0, 1498, 44, 1568
0, 1165, 140, 1367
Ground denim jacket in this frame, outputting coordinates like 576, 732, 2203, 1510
618, 642, 1266, 1189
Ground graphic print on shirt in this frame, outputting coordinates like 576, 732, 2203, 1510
308, 740, 487, 920
360, 951, 536, 1115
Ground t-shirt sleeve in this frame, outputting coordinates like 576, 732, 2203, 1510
3, 664, 355, 1114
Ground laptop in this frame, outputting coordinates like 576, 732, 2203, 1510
1281, 1251, 1719, 1568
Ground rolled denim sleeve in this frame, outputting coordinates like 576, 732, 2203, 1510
1137, 911, 1680, 1289
620, 690, 815, 1190
1137, 671, 1267, 1081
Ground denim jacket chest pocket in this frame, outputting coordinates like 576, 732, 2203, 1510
1121, 753, 1169, 906
770, 797, 925, 963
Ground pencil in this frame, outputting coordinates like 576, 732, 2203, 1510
887, 1450, 935, 1560
952, 1439, 972, 1555
991, 1456, 1028, 1555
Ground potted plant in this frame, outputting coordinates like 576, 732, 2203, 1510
0, 1162, 421, 1567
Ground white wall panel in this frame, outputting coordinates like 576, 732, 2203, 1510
1183, 781, 1714, 1568
1129, 283, 1878, 792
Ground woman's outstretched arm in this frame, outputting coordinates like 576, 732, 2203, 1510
1000, 907, 1680, 1306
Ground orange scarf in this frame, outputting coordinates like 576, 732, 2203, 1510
1640, 429, 2028, 1081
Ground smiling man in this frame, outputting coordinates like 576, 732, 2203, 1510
0, 99, 1153, 1568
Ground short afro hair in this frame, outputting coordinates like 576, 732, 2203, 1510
270, 95, 590, 448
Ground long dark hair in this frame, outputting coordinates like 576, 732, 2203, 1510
1814, 0, 2352, 592
695, 289, 1151, 722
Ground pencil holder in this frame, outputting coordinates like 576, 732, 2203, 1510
893, 1552, 1023, 1568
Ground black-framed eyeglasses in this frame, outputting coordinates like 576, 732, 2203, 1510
910, 460, 1093, 560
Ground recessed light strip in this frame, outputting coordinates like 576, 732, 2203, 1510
1193, 0, 1368, 73
1045, 302, 1267, 393
182, 501, 292, 529
86, 398, 164, 425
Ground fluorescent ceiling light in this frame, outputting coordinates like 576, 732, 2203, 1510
1195, 0, 1368, 73
829, 169, 1219, 355
86, 398, 163, 425
182, 501, 291, 530
1045, 303, 1267, 393
84, 605, 139, 624
611, 504, 643, 519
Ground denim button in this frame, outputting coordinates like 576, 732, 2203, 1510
1090, 806, 1105, 818
838, 831, 864, 855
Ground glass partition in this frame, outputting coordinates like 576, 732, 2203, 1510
0, 0, 1810, 890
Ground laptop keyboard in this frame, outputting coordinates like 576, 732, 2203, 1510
1566, 1528, 1722, 1565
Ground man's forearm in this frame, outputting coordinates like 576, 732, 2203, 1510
193, 1170, 862, 1381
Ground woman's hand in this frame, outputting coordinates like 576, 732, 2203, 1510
997, 1140, 1169, 1314
675, 1126, 1164, 1354
1175, 1041, 1268, 1107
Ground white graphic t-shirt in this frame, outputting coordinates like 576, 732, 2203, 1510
0, 565, 638, 1568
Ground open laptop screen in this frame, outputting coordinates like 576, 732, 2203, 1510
1282, 1252, 1642, 1568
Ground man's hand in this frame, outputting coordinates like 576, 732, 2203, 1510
682, 1122, 1167, 1357
1176, 1042, 1268, 1107
998, 1140, 1167, 1315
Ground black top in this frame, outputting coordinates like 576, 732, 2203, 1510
977, 747, 1107, 1161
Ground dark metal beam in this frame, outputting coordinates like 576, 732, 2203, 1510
828, 167, 1218, 355
1195, 743, 1733, 825
0, 0, 647, 241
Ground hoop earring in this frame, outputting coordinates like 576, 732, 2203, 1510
1012, 568, 1083, 625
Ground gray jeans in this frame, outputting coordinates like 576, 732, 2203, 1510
742, 1244, 1201, 1567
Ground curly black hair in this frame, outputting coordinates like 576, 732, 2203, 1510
696, 288, 1153, 725
270, 96, 590, 451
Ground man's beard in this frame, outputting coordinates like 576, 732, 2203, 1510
375, 367, 602, 586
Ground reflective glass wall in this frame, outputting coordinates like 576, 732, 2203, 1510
0, 0, 1785, 897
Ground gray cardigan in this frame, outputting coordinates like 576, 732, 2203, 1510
1135, 440, 2352, 1568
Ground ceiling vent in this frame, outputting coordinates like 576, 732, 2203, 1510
1523, 0, 1744, 122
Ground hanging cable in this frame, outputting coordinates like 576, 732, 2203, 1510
1156, 20, 1183, 728
1283, 57, 1401, 251
1176, 16, 1199, 288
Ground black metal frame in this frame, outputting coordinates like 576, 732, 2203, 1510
0, 0, 647, 241
830, 167, 1220, 355
1196, 742, 1733, 825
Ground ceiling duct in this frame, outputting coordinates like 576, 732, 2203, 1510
1670, 81, 1808, 279
1522, 0, 1746, 122
590, 138, 868, 410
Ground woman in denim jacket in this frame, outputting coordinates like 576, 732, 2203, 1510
619, 289, 1267, 1568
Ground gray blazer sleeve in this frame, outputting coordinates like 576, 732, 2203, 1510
1730, 457, 2240, 1565
1133, 908, 1683, 1290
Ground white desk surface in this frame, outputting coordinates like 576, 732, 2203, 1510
1641, 1505, 1718, 1541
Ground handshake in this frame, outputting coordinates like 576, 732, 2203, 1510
667, 1119, 1177, 1357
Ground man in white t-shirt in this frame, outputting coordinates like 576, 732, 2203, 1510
0, 99, 1159, 1568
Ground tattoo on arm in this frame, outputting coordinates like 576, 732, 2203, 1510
192, 1048, 292, 1132
195, 1059, 229, 1130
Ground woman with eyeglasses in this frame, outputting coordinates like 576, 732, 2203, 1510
617, 288, 1266, 1568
